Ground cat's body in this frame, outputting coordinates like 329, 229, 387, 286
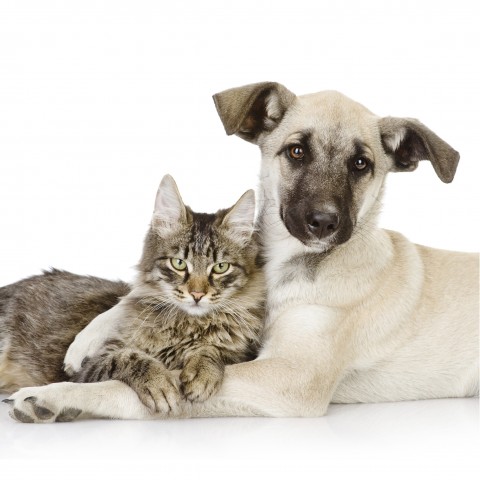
0, 176, 264, 412
0, 269, 129, 392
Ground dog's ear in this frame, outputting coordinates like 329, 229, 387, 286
213, 82, 296, 144
379, 117, 460, 183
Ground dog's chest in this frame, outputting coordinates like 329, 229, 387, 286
266, 254, 350, 312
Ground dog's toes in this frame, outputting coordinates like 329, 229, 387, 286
11, 408, 35, 423
55, 407, 82, 423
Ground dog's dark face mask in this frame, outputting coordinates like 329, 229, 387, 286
276, 131, 375, 251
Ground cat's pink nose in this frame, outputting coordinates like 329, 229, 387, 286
190, 291, 206, 303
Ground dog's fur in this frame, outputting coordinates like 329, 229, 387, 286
4, 82, 478, 421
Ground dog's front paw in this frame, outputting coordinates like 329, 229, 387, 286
180, 356, 224, 402
2, 385, 83, 423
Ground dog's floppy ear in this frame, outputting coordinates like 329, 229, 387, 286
379, 117, 460, 183
213, 82, 296, 144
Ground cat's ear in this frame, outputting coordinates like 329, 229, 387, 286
152, 175, 187, 232
221, 189, 256, 243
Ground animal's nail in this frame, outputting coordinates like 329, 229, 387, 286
24, 396, 37, 404
2, 398, 14, 405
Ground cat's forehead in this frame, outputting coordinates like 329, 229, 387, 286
188, 212, 218, 256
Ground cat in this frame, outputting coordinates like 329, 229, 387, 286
0, 175, 264, 416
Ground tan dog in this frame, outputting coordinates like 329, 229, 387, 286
5, 82, 479, 420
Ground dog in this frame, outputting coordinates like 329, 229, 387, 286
4, 82, 478, 420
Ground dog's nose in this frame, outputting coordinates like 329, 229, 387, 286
190, 291, 206, 303
306, 211, 339, 239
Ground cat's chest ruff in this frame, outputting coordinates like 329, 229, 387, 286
123, 312, 241, 368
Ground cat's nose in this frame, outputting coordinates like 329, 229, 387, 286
190, 291, 206, 303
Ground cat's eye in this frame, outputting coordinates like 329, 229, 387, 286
170, 258, 187, 271
212, 262, 230, 274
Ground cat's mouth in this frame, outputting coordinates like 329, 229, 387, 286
179, 300, 212, 317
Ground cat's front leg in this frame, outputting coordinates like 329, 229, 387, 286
75, 347, 182, 415
180, 347, 225, 402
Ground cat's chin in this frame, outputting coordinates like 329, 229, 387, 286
178, 303, 212, 317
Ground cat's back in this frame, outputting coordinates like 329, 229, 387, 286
0, 269, 129, 391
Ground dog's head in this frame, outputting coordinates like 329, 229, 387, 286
214, 82, 459, 252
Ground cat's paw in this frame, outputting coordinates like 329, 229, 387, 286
130, 369, 182, 415
180, 357, 224, 402
2, 385, 82, 423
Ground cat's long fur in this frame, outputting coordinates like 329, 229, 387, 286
0, 176, 264, 412
0, 269, 129, 391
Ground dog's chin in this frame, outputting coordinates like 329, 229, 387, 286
287, 227, 352, 253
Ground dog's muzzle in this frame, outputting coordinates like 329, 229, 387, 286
282, 204, 353, 248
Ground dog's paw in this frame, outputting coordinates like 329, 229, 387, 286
180, 356, 224, 402
2, 386, 83, 423
129, 368, 182, 415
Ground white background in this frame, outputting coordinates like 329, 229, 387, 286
0, 0, 478, 478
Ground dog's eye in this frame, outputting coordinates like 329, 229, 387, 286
353, 157, 370, 171
287, 145, 305, 160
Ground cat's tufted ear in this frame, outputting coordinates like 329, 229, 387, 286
379, 117, 460, 183
213, 82, 296, 144
221, 189, 256, 244
152, 175, 187, 231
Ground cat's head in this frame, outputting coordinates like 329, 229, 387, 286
137, 175, 258, 317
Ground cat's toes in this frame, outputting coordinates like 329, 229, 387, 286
3, 388, 82, 423
133, 373, 182, 415
180, 361, 224, 402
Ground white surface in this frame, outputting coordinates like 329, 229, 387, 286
0, 396, 478, 478
0, 0, 478, 477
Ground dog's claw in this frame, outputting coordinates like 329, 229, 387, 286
2, 398, 14, 405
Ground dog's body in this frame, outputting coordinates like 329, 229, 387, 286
5, 83, 478, 421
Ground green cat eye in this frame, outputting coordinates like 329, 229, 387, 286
212, 262, 230, 274
170, 258, 187, 271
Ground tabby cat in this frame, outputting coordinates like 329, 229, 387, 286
0, 175, 264, 415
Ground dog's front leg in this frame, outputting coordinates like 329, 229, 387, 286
4, 380, 157, 422
5, 305, 346, 421
188, 305, 348, 418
